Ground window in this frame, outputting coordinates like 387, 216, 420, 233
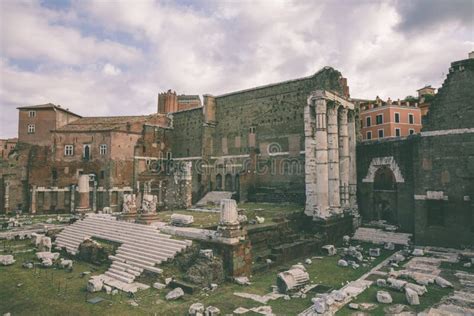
366, 131, 372, 140
249, 126, 256, 134
409, 129, 415, 135
83, 144, 91, 160
64, 145, 74, 156
395, 128, 401, 137
427, 200, 444, 226
366, 117, 371, 127
100, 170, 105, 179
376, 114, 383, 125
27, 124, 35, 134
99, 144, 107, 155
394, 113, 400, 123
28, 111, 36, 118
378, 129, 384, 138
409, 113, 414, 124
167, 152, 172, 160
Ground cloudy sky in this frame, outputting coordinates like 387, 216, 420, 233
0, 0, 472, 138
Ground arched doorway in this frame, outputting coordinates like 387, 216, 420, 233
216, 174, 222, 191
373, 166, 397, 223
225, 174, 233, 191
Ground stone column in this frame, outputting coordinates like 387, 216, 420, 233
314, 97, 330, 218
304, 100, 317, 216
218, 199, 242, 238
70, 185, 75, 213
327, 102, 341, 211
348, 110, 357, 208
220, 199, 239, 225
4, 181, 10, 213
76, 174, 90, 212
92, 181, 97, 212
30, 185, 37, 214
338, 108, 350, 207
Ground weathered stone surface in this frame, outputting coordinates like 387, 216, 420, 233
166, 287, 184, 300
405, 283, 427, 296
0, 255, 15, 266
376, 279, 387, 287
348, 303, 359, 310
369, 248, 381, 257
435, 276, 453, 288
153, 282, 166, 290
338, 259, 348, 267
234, 277, 251, 285
322, 245, 337, 256
205, 306, 220, 316
312, 297, 326, 314
277, 266, 310, 293
405, 287, 420, 305
384, 242, 395, 250
412, 248, 424, 256
59, 259, 73, 269
376, 290, 393, 304
189, 302, 205, 315
332, 290, 346, 302
87, 278, 103, 293
171, 213, 194, 226
38, 236, 52, 252
36, 252, 60, 261
388, 277, 407, 291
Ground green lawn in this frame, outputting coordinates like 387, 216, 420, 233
1, 240, 395, 316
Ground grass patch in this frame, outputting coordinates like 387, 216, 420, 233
0, 240, 395, 316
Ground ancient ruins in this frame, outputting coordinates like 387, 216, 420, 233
1, 51, 473, 315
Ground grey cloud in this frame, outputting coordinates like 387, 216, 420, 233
395, 0, 474, 34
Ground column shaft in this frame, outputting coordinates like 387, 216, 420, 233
304, 103, 317, 216
338, 108, 350, 207
327, 103, 340, 209
348, 111, 357, 208
315, 98, 329, 218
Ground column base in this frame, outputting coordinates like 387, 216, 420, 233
136, 213, 160, 225
75, 207, 92, 214
119, 213, 138, 222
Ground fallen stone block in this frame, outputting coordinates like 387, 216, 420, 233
0, 255, 15, 266
189, 302, 205, 315
87, 277, 103, 293
233, 307, 249, 314
277, 266, 310, 293
171, 214, 194, 226
384, 242, 395, 250
348, 303, 359, 310
405, 283, 427, 296
153, 282, 166, 290
312, 297, 326, 314
376, 279, 387, 287
205, 306, 220, 316
376, 290, 393, 304
166, 287, 184, 300
369, 248, 381, 257
412, 248, 424, 256
405, 287, 420, 305
387, 277, 407, 291
322, 245, 337, 256
435, 276, 453, 288
338, 259, 348, 267
234, 276, 251, 285
59, 259, 73, 269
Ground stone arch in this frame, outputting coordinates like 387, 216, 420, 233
374, 166, 396, 191
362, 156, 405, 183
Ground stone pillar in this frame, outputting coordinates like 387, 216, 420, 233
4, 181, 10, 213
338, 108, 350, 207
76, 175, 90, 212
92, 181, 97, 212
348, 110, 357, 208
218, 199, 242, 238
30, 185, 37, 214
327, 102, 341, 211
220, 199, 239, 225
70, 185, 75, 213
304, 101, 317, 216
314, 97, 330, 218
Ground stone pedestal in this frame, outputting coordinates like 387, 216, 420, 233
136, 194, 159, 224
218, 199, 243, 238
119, 194, 138, 222
75, 175, 91, 213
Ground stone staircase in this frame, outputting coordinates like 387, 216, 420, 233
196, 191, 233, 207
352, 227, 412, 245
55, 215, 191, 284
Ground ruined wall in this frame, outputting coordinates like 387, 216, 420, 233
356, 137, 416, 232
413, 133, 474, 247
423, 57, 474, 131
170, 108, 204, 158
